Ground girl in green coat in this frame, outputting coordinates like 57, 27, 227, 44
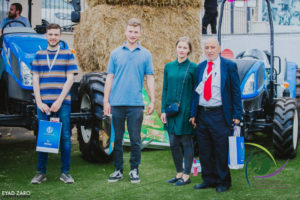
161, 37, 197, 186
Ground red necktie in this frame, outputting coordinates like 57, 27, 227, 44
204, 61, 213, 101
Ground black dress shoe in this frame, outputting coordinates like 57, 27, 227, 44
216, 185, 230, 193
166, 176, 180, 183
194, 182, 217, 189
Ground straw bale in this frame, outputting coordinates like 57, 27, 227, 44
74, 4, 202, 113
86, 0, 202, 8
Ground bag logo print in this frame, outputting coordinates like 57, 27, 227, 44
47, 126, 53, 134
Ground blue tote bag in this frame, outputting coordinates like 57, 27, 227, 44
228, 125, 245, 169
36, 119, 62, 154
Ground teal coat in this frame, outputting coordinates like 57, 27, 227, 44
161, 59, 197, 135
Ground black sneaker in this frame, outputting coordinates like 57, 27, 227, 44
108, 170, 123, 183
129, 168, 140, 184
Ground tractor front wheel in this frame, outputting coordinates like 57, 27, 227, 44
273, 98, 299, 159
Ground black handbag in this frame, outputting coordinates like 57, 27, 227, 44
165, 102, 180, 117
165, 63, 191, 118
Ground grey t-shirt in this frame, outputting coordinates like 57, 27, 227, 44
0, 16, 31, 28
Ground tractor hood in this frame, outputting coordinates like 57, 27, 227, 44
233, 59, 258, 81
1, 31, 70, 90
3, 33, 48, 69
1, 32, 48, 90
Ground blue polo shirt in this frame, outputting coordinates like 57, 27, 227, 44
107, 42, 154, 106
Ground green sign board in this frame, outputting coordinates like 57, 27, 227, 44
123, 88, 170, 149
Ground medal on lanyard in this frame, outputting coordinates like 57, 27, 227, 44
46, 45, 60, 71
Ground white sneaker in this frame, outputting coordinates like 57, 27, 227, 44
108, 170, 124, 183
31, 173, 47, 184
60, 173, 75, 184
129, 169, 140, 184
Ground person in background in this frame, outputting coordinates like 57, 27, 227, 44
0, 3, 31, 31
104, 18, 155, 184
202, 0, 218, 34
161, 36, 198, 186
31, 23, 78, 184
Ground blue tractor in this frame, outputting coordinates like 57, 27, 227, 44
218, 0, 299, 159
0, 19, 113, 162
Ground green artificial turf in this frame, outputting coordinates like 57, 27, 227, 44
0, 132, 300, 200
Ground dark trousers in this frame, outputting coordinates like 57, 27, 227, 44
111, 106, 144, 170
168, 133, 194, 174
202, 10, 218, 34
196, 107, 231, 186
37, 103, 71, 174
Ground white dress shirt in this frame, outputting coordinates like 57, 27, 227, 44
199, 56, 222, 107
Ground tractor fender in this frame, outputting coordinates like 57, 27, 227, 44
284, 61, 298, 98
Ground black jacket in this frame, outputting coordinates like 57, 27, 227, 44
204, 0, 218, 12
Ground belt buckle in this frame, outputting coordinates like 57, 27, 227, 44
204, 106, 218, 111
203, 106, 210, 111
206, 107, 212, 111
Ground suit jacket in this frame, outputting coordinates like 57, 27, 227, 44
191, 57, 242, 127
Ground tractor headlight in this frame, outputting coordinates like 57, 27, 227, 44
20, 62, 32, 86
243, 73, 255, 95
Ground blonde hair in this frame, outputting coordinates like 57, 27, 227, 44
127, 18, 142, 29
175, 36, 193, 55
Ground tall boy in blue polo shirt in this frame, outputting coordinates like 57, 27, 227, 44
30, 23, 78, 184
104, 18, 155, 184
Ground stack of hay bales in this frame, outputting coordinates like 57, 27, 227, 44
74, 0, 202, 114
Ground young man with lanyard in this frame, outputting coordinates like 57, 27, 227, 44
104, 18, 155, 184
31, 23, 78, 184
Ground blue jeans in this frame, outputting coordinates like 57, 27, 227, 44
36, 103, 71, 174
111, 106, 144, 170
168, 133, 194, 174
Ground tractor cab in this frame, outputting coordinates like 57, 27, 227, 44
237, 49, 271, 69
218, 0, 299, 159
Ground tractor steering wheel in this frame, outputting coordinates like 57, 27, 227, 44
1, 20, 26, 35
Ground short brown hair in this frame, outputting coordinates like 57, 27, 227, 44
12, 3, 22, 14
127, 18, 142, 29
46, 23, 61, 34
176, 36, 193, 56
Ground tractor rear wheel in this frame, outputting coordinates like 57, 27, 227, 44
273, 98, 299, 159
77, 72, 112, 162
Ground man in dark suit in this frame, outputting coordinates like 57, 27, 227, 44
190, 38, 242, 193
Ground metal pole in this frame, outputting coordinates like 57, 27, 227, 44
266, 0, 275, 101
247, 7, 250, 33
28, 0, 32, 24
230, 2, 234, 34
217, 0, 227, 45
